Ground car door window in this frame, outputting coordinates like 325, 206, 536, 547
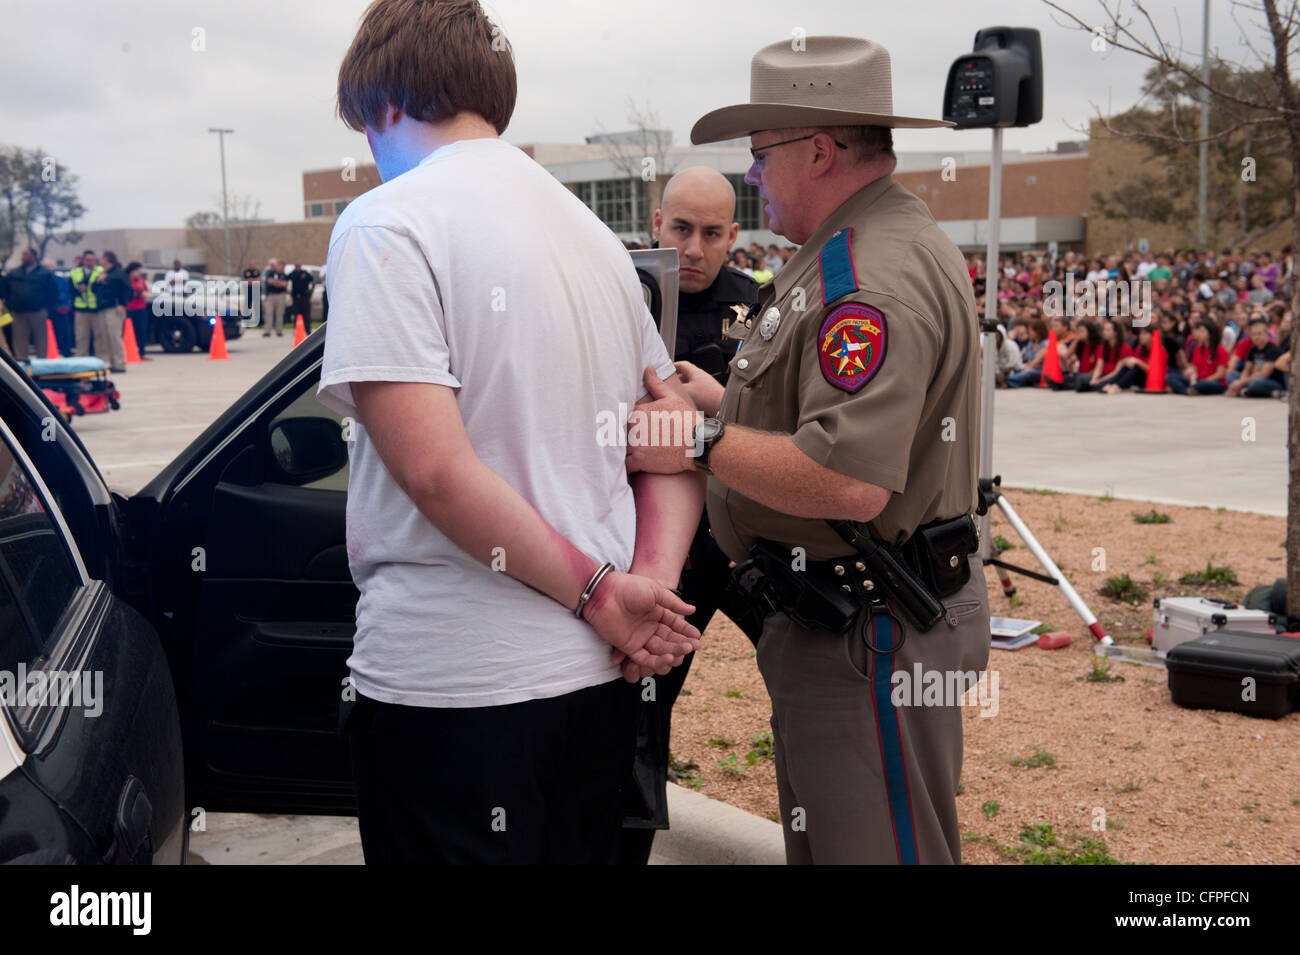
267, 379, 349, 492
0, 433, 81, 665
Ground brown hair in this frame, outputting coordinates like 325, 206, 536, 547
337, 0, 516, 134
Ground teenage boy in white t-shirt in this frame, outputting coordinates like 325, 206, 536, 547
320, 0, 705, 864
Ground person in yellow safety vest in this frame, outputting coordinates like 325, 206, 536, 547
70, 250, 109, 361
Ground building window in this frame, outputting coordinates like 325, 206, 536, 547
310, 203, 324, 217
916, 184, 927, 192
573, 179, 649, 236
725, 175, 762, 230
1025, 176, 1037, 184
334, 200, 349, 215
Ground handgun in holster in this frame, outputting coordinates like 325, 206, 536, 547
727, 515, 977, 640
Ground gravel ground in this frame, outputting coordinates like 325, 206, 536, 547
672, 491, 1299, 864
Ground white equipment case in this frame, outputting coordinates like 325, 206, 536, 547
1152, 597, 1277, 653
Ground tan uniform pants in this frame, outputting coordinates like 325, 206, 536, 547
10, 310, 48, 361
101, 307, 126, 370
75, 309, 110, 363
756, 554, 991, 864
265, 293, 288, 333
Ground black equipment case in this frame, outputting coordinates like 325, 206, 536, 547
1165, 631, 1300, 719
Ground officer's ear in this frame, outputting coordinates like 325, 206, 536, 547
727, 222, 739, 247
651, 208, 663, 241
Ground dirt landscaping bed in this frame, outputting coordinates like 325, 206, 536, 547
671, 490, 1299, 864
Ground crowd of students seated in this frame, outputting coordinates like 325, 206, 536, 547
973, 246, 1293, 398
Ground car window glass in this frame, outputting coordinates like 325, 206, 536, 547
267, 375, 349, 492
0, 435, 79, 653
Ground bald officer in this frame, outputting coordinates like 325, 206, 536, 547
627, 36, 991, 865
618, 168, 762, 865
655, 167, 760, 381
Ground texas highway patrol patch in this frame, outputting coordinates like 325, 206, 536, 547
817, 302, 887, 393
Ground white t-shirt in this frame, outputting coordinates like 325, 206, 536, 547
318, 137, 674, 709
164, 268, 189, 295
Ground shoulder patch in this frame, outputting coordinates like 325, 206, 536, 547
817, 302, 887, 393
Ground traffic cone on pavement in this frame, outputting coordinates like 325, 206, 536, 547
1039, 328, 1064, 388
292, 313, 307, 347
123, 318, 144, 363
208, 318, 231, 361
45, 319, 59, 359
1143, 330, 1168, 393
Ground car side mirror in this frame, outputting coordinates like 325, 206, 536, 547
268, 416, 348, 485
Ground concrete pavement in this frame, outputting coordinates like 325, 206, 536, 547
187, 785, 786, 865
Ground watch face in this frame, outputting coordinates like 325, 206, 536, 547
697, 418, 723, 442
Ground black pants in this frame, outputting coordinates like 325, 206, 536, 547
291, 296, 312, 332
344, 679, 635, 864
615, 517, 765, 864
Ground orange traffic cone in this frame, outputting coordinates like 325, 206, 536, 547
292, 313, 307, 347
1143, 330, 1168, 392
123, 318, 144, 363
1039, 328, 1064, 388
208, 318, 231, 361
45, 319, 59, 358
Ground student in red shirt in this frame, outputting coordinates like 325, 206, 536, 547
1104, 325, 1152, 393
1226, 333, 1253, 385
1167, 318, 1229, 394
1080, 318, 1131, 391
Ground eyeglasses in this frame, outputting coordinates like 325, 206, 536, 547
749, 132, 848, 164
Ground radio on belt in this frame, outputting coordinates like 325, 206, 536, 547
942, 26, 1042, 128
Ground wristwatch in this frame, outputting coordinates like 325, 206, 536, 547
692, 417, 726, 474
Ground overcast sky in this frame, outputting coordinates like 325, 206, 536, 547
0, 0, 1272, 231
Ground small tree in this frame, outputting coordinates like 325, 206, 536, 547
591, 99, 678, 242
186, 194, 263, 273
1044, 0, 1300, 621
0, 146, 85, 262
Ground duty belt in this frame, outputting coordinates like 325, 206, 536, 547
727, 513, 980, 653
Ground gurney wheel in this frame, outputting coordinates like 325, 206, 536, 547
109, 398, 120, 410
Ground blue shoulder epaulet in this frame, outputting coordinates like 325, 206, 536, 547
818, 227, 858, 306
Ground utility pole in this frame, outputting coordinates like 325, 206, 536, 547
208, 127, 234, 275
1197, 0, 1210, 246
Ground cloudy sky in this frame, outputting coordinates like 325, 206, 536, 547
0, 0, 1269, 231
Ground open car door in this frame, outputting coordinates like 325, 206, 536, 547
125, 331, 356, 815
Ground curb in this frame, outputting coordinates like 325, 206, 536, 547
649, 784, 786, 865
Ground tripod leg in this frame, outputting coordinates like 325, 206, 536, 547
994, 494, 1111, 644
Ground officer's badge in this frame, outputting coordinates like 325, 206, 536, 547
757, 307, 781, 341
817, 302, 887, 393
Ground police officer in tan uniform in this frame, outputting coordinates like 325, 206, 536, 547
627, 36, 991, 864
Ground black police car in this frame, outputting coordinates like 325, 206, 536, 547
0, 327, 357, 864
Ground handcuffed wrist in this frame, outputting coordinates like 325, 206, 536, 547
574, 561, 615, 618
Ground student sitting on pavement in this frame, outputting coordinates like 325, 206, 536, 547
1104, 326, 1153, 393
1167, 318, 1229, 394
1079, 318, 1132, 392
1068, 318, 1099, 390
1226, 317, 1287, 398
1006, 317, 1049, 388
994, 327, 1022, 387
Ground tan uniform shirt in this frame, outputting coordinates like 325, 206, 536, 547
708, 174, 981, 560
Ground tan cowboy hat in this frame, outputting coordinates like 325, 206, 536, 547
691, 36, 953, 144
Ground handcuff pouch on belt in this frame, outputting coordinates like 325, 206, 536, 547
727, 515, 979, 645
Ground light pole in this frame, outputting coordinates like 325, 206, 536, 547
208, 127, 234, 275
1197, 0, 1210, 246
